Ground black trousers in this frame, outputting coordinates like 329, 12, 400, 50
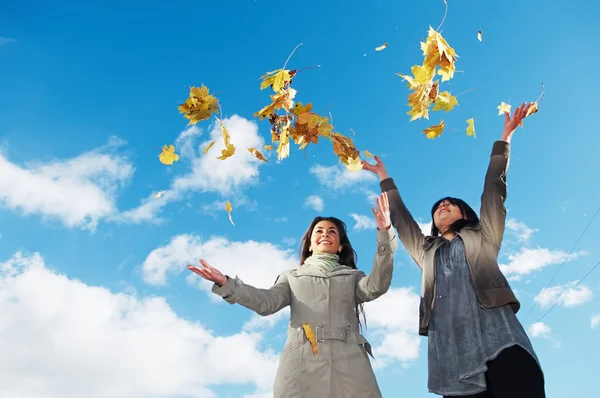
443, 345, 546, 398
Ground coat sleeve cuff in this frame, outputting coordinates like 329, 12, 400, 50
376, 227, 395, 243
491, 141, 510, 157
211, 276, 236, 301
379, 178, 398, 192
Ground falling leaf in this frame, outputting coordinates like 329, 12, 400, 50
178, 85, 219, 125
263, 145, 274, 151
497, 102, 512, 116
432, 91, 458, 112
421, 27, 458, 82
203, 140, 216, 155
477, 31, 482, 42
345, 156, 363, 172
248, 147, 268, 162
255, 88, 297, 120
466, 118, 476, 138
260, 69, 296, 92
225, 201, 235, 226
153, 190, 166, 199
159, 145, 179, 165
216, 118, 236, 160
363, 150, 373, 158
375, 42, 388, 51
520, 84, 545, 127
423, 120, 445, 139
302, 323, 318, 355
526, 102, 539, 117
277, 123, 291, 160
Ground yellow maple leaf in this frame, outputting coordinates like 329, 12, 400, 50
178, 85, 219, 125
260, 69, 295, 92
153, 190, 166, 198
216, 119, 236, 160
363, 150, 373, 158
345, 156, 363, 172
432, 91, 458, 112
421, 27, 457, 82
526, 102, 539, 117
263, 145, 274, 151
225, 201, 235, 226
423, 120, 445, 139
203, 140, 216, 155
254, 88, 297, 120
159, 145, 179, 165
375, 42, 388, 51
248, 147, 268, 162
277, 124, 290, 160
466, 118, 476, 138
302, 323, 318, 355
477, 31, 482, 42
497, 102, 512, 116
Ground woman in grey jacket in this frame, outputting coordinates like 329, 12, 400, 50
188, 193, 398, 398
362, 102, 545, 398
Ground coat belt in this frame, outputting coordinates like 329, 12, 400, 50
288, 325, 375, 358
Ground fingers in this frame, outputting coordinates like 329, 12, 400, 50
371, 205, 378, 219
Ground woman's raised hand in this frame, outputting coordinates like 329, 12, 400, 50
372, 192, 391, 231
361, 155, 389, 181
188, 259, 228, 287
501, 102, 535, 142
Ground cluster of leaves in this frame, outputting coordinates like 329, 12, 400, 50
255, 63, 362, 171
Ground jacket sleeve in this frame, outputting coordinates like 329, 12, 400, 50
380, 178, 426, 269
356, 227, 398, 303
211, 272, 291, 316
479, 140, 510, 251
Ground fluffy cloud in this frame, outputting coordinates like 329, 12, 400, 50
0, 36, 17, 45
506, 218, 538, 242
140, 234, 299, 295
534, 282, 593, 309
304, 195, 324, 212
364, 287, 421, 368
310, 164, 376, 190
350, 213, 377, 231
591, 314, 600, 329
0, 251, 278, 398
120, 115, 266, 223
528, 322, 552, 338
499, 247, 584, 279
0, 138, 133, 230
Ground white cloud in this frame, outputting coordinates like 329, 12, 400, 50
417, 221, 432, 236
304, 195, 324, 212
350, 213, 377, 231
141, 234, 299, 293
528, 322, 552, 338
0, 251, 278, 398
0, 36, 16, 45
499, 247, 584, 278
243, 308, 291, 332
310, 164, 376, 190
120, 116, 266, 224
364, 287, 421, 368
0, 137, 133, 230
591, 314, 600, 329
174, 125, 203, 160
534, 282, 593, 309
506, 219, 538, 242
281, 237, 296, 246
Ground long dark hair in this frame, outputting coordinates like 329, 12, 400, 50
430, 197, 479, 236
299, 216, 366, 330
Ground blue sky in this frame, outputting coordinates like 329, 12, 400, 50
1, 0, 599, 396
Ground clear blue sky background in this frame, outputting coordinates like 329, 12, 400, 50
1, 0, 600, 397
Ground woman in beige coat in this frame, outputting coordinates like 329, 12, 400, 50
188, 193, 398, 398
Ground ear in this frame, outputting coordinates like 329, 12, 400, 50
309, 247, 313, 252
338, 246, 342, 253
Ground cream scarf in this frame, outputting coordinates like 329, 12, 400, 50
304, 253, 340, 273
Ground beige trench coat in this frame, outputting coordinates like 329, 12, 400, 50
212, 228, 398, 398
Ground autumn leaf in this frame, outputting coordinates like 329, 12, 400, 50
363, 150, 373, 158
216, 118, 236, 160
225, 201, 235, 226
254, 88, 297, 120
421, 27, 458, 82
203, 140, 216, 155
432, 91, 458, 112
260, 69, 296, 92
497, 102, 512, 116
303, 323, 318, 355
263, 145, 274, 151
466, 118, 476, 138
159, 145, 179, 165
153, 190, 166, 199
345, 156, 363, 172
477, 31, 482, 42
178, 85, 219, 125
375, 42, 388, 51
277, 124, 290, 160
423, 120, 445, 139
248, 147, 268, 162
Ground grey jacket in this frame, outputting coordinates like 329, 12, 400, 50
380, 140, 519, 336
212, 227, 398, 398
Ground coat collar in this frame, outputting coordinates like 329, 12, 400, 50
292, 264, 358, 278
422, 223, 482, 250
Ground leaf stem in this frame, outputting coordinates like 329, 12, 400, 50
455, 86, 477, 98
283, 43, 303, 69
295, 65, 321, 74
436, 0, 448, 32
534, 83, 546, 105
